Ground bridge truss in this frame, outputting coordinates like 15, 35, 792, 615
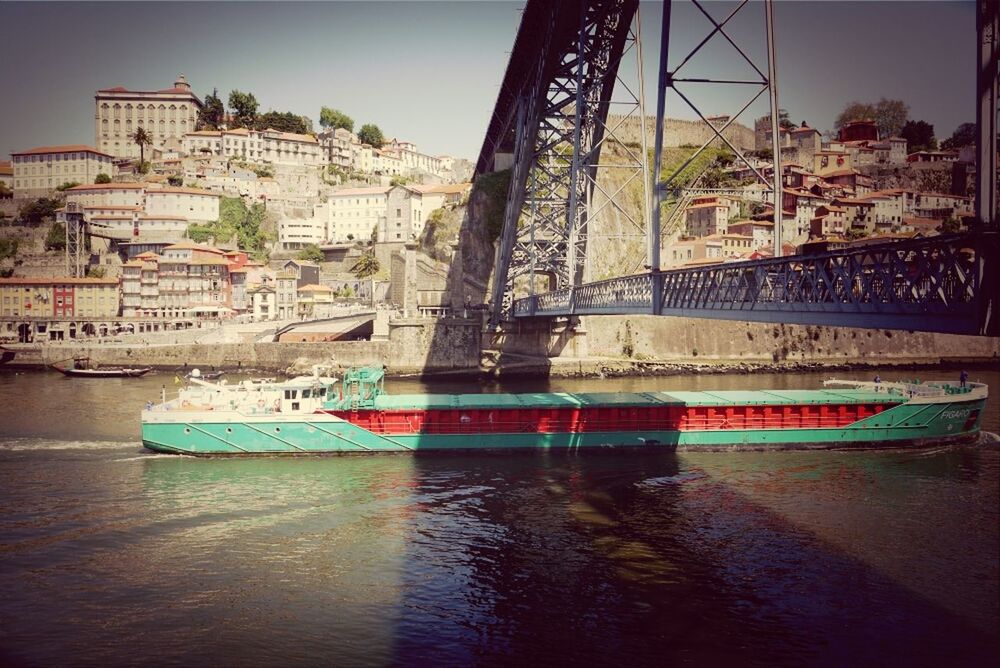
480, 0, 999, 336
486, 0, 645, 327
513, 232, 999, 336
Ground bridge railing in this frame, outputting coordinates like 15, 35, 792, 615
511, 232, 997, 335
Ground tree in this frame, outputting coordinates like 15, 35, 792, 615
0, 237, 19, 261
45, 222, 66, 251
941, 122, 976, 150
86, 265, 106, 278
320, 107, 354, 132
228, 90, 259, 129
351, 249, 380, 278
296, 244, 324, 263
18, 198, 61, 225
938, 217, 961, 234
834, 98, 909, 138
167, 175, 183, 187
901, 120, 937, 152
95, 173, 111, 184
777, 109, 795, 130
55, 181, 81, 192
873, 98, 908, 138
834, 101, 877, 130
132, 127, 152, 169
357, 123, 385, 148
198, 88, 225, 130
256, 110, 309, 134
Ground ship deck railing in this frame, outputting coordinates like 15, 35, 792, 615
824, 379, 985, 399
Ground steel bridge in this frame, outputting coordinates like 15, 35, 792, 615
478, 0, 999, 337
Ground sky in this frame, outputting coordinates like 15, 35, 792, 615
0, 1, 978, 162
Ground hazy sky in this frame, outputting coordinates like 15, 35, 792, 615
0, 1, 977, 162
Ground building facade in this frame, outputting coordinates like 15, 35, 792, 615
0, 277, 119, 318
145, 186, 221, 224
96, 75, 202, 159
182, 128, 324, 167
11, 146, 115, 198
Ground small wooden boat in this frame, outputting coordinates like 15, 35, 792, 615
51, 360, 152, 378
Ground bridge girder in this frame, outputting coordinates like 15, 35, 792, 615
512, 232, 1000, 336
486, 0, 641, 328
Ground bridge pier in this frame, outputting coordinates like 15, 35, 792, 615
486, 318, 589, 359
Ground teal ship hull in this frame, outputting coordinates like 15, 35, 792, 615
141, 372, 988, 456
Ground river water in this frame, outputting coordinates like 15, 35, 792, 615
0, 367, 997, 666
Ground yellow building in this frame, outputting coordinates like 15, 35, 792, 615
0, 278, 119, 319
11, 145, 115, 198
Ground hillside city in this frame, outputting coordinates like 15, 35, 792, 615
0, 76, 983, 345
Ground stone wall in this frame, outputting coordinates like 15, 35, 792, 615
608, 115, 755, 151
486, 315, 1000, 367
19, 317, 482, 374
582, 316, 1000, 364
389, 317, 481, 373
36, 340, 389, 373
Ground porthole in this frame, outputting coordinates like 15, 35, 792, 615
184, 428, 191, 434
275, 427, 281, 433
226, 427, 233, 433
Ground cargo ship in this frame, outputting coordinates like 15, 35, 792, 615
140, 367, 989, 456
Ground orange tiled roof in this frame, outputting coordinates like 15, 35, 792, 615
12, 145, 113, 158
0, 277, 118, 285
148, 186, 221, 197
68, 182, 145, 191
163, 241, 225, 253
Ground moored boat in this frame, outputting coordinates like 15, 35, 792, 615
53, 364, 152, 378
141, 367, 989, 456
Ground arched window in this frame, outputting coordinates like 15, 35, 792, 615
158, 104, 166, 120
169, 104, 176, 122
180, 119, 187, 132
159, 119, 165, 133
126, 119, 132, 134
102, 119, 108, 136
125, 103, 133, 118
114, 119, 121, 135
113, 103, 121, 120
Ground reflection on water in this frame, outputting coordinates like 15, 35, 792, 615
0, 369, 997, 665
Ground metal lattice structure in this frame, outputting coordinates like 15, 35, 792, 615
63, 202, 85, 278
482, 0, 998, 336
513, 233, 999, 335
486, 0, 643, 327
650, 0, 784, 273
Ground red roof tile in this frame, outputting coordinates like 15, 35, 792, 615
12, 145, 112, 158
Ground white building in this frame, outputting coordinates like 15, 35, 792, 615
381, 184, 466, 241
145, 186, 221, 224
182, 128, 325, 168
324, 186, 391, 243
96, 75, 202, 159
317, 127, 356, 169
278, 215, 327, 249
726, 220, 774, 251
65, 182, 146, 208
11, 145, 115, 198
